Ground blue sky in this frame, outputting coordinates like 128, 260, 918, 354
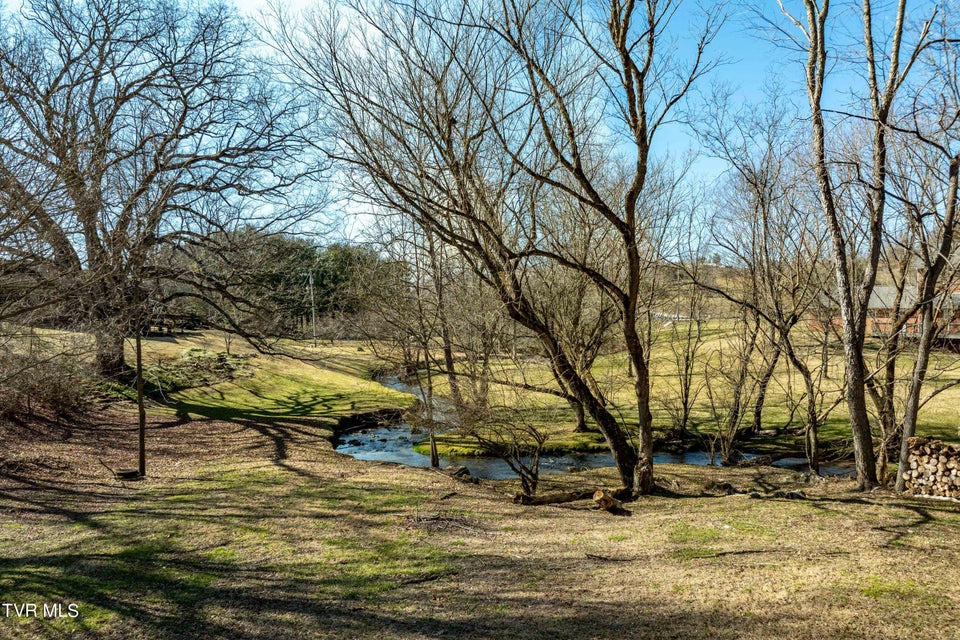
229, 0, 944, 202
645, 0, 943, 184
230, 0, 790, 184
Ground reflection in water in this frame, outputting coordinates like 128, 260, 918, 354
346, 377, 854, 479
334, 423, 854, 480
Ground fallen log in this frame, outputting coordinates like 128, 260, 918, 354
513, 490, 594, 505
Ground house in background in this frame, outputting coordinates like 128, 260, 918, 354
866, 275, 960, 342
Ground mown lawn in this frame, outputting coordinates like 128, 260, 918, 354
2, 333, 960, 639
3, 440, 960, 639
138, 333, 415, 424
408, 321, 960, 458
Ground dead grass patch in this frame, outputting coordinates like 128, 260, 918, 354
2, 339, 959, 639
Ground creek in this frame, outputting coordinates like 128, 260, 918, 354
333, 376, 853, 480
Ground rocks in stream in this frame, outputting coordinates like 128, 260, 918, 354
335, 409, 404, 434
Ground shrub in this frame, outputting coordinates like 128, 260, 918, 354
0, 331, 93, 419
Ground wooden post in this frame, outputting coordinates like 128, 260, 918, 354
136, 330, 146, 477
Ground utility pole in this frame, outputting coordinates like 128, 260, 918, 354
136, 328, 146, 477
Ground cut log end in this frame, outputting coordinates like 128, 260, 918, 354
593, 490, 632, 516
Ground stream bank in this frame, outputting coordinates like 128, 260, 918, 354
332, 376, 854, 480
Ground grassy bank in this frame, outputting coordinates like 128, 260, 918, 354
402, 322, 960, 458
3, 423, 960, 639
140, 334, 416, 424
2, 332, 960, 638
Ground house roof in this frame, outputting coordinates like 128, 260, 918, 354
868, 285, 916, 310
869, 284, 960, 310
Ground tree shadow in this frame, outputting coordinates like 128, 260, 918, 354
4, 421, 959, 639
804, 494, 952, 547
0, 513, 843, 640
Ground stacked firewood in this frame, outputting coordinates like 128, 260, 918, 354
902, 437, 960, 499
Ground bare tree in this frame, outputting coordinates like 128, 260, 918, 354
530, 261, 619, 433
465, 401, 549, 498
701, 304, 762, 465
772, 0, 938, 488
0, 0, 317, 378
271, 0, 720, 496
477, 0, 722, 494
694, 89, 837, 472
892, 20, 960, 490
269, 0, 627, 493
660, 237, 709, 440
352, 215, 447, 466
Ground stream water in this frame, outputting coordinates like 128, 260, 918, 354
333, 376, 854, 480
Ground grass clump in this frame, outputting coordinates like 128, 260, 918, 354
667, 522, 723, 560
859, 576, 922, 599
144, 348, 254, 393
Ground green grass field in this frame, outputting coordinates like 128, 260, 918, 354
128, 333, 416, 425
407, 321, 960, 457
3, 330, 960, 638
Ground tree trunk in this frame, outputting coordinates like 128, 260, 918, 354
897, 156, 959, 491
867, 256, 910, 483
429, 431, 440, 468
820, 327, 830, 379
801, 0, 882, 490
95, 330, 127, 379
500, 278, 640, 494
846, 353, 879, 489
751, 337, 782, 434
570, 398, 589, 433
514, 490, 593, 505
896, 306, 935, 491
426, 229, 466, 414
544, 333, 638, 492
625, 323, 654, 496
784, 333, 820, 475
806, 422, 820, 475
136, 330, 146, 477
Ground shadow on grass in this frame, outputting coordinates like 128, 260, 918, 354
173, 389, 351, 423
1, 465, 454, 638
804, 493, 955, 547
4, 426, 959, 639
2, 419, 789, 640
0, 508, 840, 640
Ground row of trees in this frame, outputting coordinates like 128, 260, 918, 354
160, 235, 380, 341
268, 0, 960, 495
3, 0, 958, 496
